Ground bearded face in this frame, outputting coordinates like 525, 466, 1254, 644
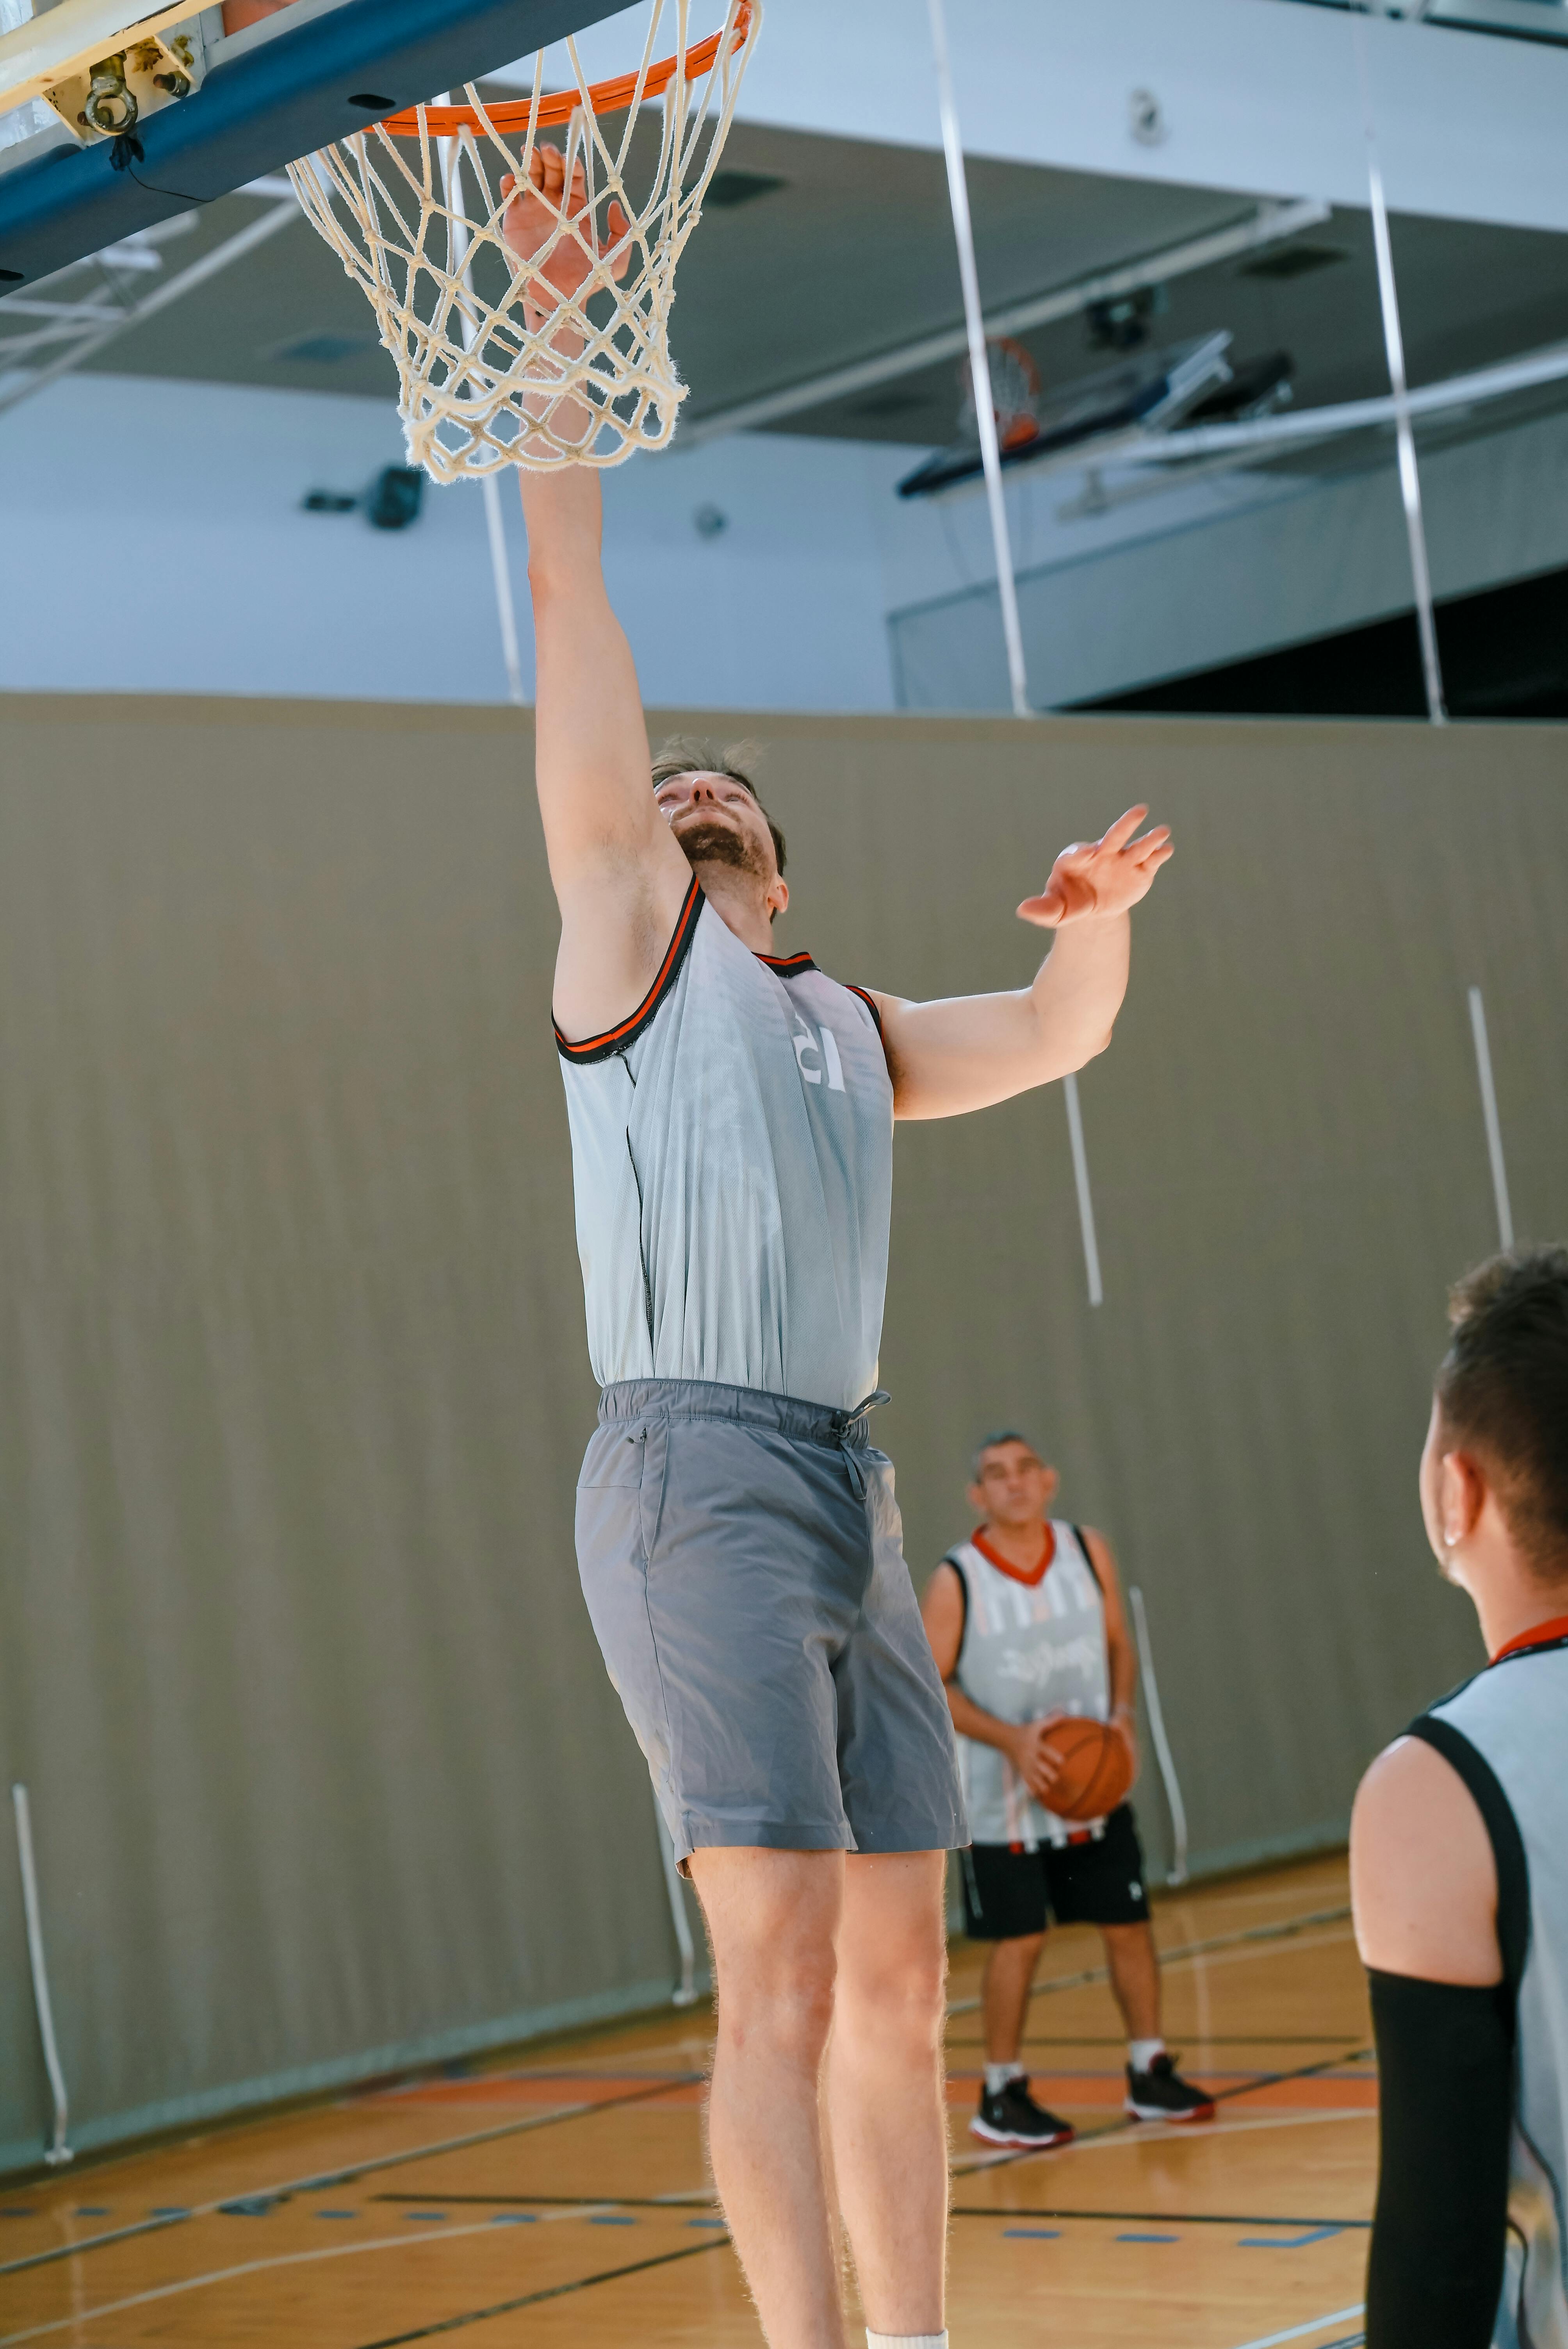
673, 816, 772, 880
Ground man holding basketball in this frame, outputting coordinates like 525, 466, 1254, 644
510, 149, 1172, 2349
923, 1433, 1213, 2145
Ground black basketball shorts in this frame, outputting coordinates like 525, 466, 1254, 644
960, 1804, 1151, 1939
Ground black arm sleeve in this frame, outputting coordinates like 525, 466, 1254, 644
1365, 1968, 1515, 2349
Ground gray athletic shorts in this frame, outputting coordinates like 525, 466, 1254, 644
576, 1378, 967, 1867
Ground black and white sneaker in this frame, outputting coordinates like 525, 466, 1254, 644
970, 2078, 1076, 2149
1124, 2052, 1215, 2123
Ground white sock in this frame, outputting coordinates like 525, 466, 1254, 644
867, 2334, 948, 2349
1129, 2037, 1165, 2072
984, 2060, 1024, 2095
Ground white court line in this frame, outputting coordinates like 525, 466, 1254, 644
1227, 2305, 1364, 2349
0, 2190, 716, 2346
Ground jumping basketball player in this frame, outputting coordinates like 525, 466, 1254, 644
510, 149, 1172, 2349
1352, 1248, 1568, 2349
922, 1432, 1212, 2147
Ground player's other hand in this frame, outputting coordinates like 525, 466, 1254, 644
501, 147, 631, 312
1009, 1716, 1066, 1803
1017, 806, 1172, 929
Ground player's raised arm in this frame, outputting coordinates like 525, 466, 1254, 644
866, 806, 1172, 1121
508, 149, 692, 1044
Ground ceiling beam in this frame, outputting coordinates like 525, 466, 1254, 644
681, 197, 1329, 447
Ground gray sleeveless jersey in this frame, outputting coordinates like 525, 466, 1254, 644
556, 879, 893, 1413
946, 1524, 1112, 1850
1422, 1632, 1568, 2349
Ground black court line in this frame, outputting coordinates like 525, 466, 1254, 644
0, 2078, 702, 2282
946, 1902, 1352, 2018
950, 2205, 1370, 2228
945, 2034, 1368, 2048
348, 2232, 732, 2348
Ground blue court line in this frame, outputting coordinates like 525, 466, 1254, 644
315, 2209, 358, 2220
150, 2207, 191, 2218
404, 2211, 448, 2222
687, 2219, 727, 2230
590, 2214, 636, 2226
1119, 2231, 1180, 2242
1240, 2227, 1348, 2249
489, 2214, 537, 2224
1003, 2227, 1062, 2239
75, 2208, 111, 2217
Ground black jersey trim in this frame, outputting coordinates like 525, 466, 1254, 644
1405, 1714, 1531, 2001
755, 949, 818, 975
554, 877, 703, 1065
845, 983, 884, 1036
941, 1551, 969, 1664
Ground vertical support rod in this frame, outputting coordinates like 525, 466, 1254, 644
481, 473, 527, 707
1468, 986, 1515, 1253
1353, 14, 1446, 724
652, 1803, 700, 2007
1062, 1071, 1103, 1307
1128, 1591, 1189, 1888
11, 1784, 73, 2167
927, 0, 1031, 719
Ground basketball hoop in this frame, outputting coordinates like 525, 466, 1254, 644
287, 1, 760, 483
960, 337, 1041, 455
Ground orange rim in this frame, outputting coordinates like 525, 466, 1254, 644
381, 4, 751, 137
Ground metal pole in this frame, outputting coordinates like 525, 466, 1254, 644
1352, 14, 1446, 724
652, 1804, 700, 2007
1062, 1071, 1103, 1308
1468, 987, 1515, 1252
1128, 1591, 1189, 1887
480, 473, 527, 706
927, 0, 1031, 718
11, 1784, 73, 2167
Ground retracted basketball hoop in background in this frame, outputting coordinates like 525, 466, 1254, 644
288, 1, 760, 481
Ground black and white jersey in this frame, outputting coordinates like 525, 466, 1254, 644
1414, 1619, 1568, 2349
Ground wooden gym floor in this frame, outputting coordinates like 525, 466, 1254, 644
0, 1851, 1373, 2349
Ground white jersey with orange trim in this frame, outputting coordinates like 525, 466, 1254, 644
946, 1522, 1112, 1850
556, 878, 893, 1413
1418, 1621, 1568, 2349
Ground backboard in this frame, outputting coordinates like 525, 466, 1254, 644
0, 0, 625, 292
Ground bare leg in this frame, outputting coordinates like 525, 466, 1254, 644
980, 1931, 1046, 2064
824, 1851, 950, 2338
689, 1847, 846, 2349
1102, 1920, 1162, 2041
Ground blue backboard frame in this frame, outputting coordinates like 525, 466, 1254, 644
0, 0, 624, 292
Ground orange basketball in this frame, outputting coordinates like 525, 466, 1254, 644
1039, 1717, 1134, 1823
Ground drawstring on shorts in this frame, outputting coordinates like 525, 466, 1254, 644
829, 1388, 889, 1499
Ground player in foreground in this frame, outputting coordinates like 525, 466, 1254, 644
1351, 1248, 1568, 2349
511, 150, 1172, 2349
923, 1433, 1212, 2149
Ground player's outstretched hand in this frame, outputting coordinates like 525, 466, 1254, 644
1017, 806, 1172, 929
500, 146, 631, 314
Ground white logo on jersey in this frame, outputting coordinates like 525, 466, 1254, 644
793, 1022, 846, 1093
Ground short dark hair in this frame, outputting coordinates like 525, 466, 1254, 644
971, 1428, 1042, 1482
1437, 1246, 1568, 1582
650, 736, 786, 877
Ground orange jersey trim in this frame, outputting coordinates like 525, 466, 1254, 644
972, 1524, 1057, 1587
1491, 1612, 1568, 1665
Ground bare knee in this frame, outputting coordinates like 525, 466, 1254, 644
717, 1943, 838, 2067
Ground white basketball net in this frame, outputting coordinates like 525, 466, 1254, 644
287, 1, 760, 483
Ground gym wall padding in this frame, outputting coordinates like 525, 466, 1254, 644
1, 692, 1565, 2172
